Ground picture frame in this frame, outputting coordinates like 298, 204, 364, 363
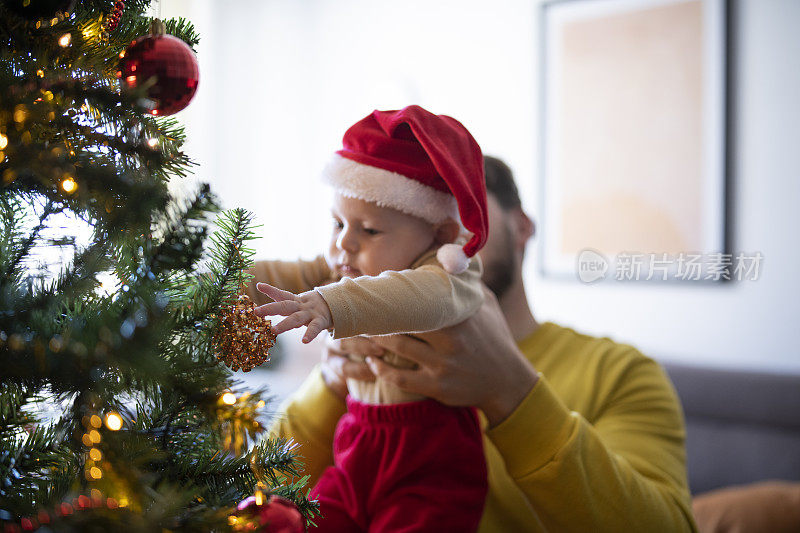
538, 0, 731, 283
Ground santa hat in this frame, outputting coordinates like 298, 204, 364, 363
322, 105, 487, 274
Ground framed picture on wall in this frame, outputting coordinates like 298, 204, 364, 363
539, 0, 730, 283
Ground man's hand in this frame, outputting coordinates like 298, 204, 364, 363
254, 283, 333, 343
320, 337, 382, 400
365, 287, 539, 427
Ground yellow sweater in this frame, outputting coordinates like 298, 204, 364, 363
269, 322, 698, 531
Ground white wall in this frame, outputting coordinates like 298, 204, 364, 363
165, 0, 800, 373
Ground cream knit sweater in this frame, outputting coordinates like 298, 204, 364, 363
246, 249, 483, 404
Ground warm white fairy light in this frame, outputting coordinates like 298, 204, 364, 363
221, 392, 237, 405
105, 412, 123, 431
60, 177, 77, 193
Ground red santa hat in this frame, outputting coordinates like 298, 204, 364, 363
322, 105, 487, 274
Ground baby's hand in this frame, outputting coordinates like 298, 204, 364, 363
254, 283, 333, 343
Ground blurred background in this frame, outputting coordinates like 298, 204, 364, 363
159, 0, 800, 401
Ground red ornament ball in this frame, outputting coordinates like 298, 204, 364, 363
118, 33, 199, 116
236, 495, 306, 533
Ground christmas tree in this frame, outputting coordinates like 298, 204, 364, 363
0, 1, 317, 530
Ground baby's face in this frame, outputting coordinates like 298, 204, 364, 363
326, 193, 436, 278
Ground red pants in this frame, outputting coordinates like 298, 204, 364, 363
310, 397, 488, 532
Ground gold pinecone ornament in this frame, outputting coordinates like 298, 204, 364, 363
212, 294, 276, 371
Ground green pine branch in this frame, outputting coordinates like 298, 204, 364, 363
0, 1, 316, 527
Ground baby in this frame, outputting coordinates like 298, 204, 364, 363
249, 105, 489, 531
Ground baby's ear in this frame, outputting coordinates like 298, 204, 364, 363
434, 219, 461, 245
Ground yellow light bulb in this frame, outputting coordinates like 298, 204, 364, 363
147, 138, 158, 148
13, 105, 27, 123
89, 415, 102, 428
58, 33, 71, 47
60, 177, 77, 194
89, 466, 102, 479
89, 448, 102, 461
221, 392, 237, 405
36, 69, 44, 77
105, 412, 123, 431
0, 133, 7, 150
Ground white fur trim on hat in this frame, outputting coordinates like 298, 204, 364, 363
436, 243, 470, 274
322, 154, 459, 224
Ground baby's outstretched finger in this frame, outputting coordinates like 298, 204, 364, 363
253, 300, 301, 317
272, 311, 311, 335
256, 282, 296, 302
302, 317, 328, 344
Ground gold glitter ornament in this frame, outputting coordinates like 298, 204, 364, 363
212, 294, 276, 372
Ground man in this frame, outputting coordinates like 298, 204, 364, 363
267, 156, 697, 531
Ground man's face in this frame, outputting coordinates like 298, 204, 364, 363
479, 194, 518, 299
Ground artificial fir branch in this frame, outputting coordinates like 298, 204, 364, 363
0, 1, 316, 528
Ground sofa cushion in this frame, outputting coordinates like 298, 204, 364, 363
663, 363, 800, 494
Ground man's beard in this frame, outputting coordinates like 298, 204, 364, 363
483, 223, 517, 300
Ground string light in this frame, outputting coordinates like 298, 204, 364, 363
147, 138, 158, 147
60, 177, 77, 193
58, 33, 72, 47
13, 105, 27, 123
89, 448, 102, 461
0, 133, 7, 150
88, 429, 101, 443
89, 415, 102, 428
89, 466, 102, 479
104, 412, 123, 431
221, 392, 236, 405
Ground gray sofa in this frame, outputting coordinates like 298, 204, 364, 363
663, 362, 800, 495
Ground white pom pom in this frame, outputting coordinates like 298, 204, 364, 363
437, 244, 470, 274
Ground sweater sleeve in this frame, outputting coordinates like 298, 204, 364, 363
267, 366, 346, 487
486, 354, 697, 532
315, 255, 483, 339
245, 256, 332, 305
